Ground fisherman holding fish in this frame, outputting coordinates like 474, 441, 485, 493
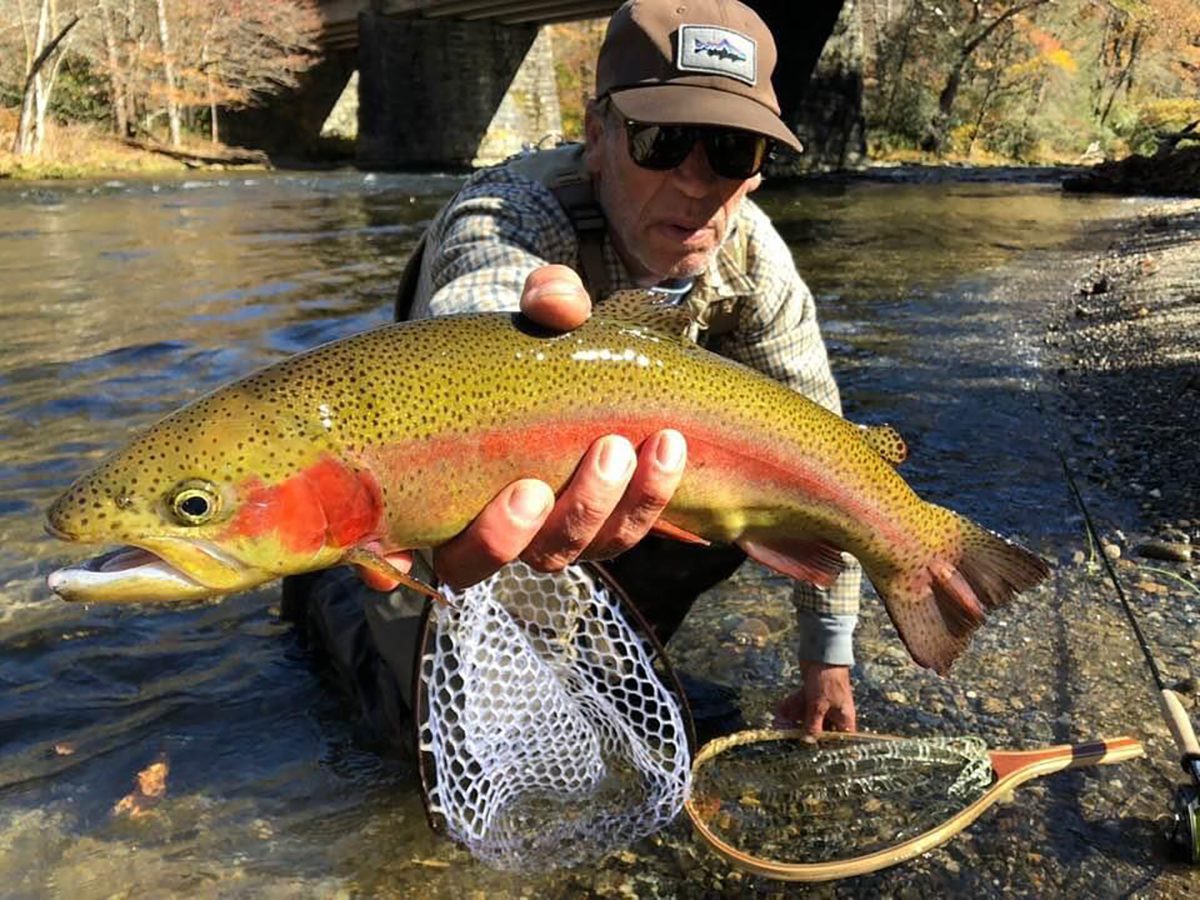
287, 0, 864, 740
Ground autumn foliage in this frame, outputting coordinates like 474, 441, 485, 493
863, 0, 1200, 161
1, 0, 320, 154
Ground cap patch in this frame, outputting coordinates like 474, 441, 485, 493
677, 24, 757, 86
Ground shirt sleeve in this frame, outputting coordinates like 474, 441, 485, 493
410, 172, 578, 318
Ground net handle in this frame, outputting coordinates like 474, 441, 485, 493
684, 729, 1144, 882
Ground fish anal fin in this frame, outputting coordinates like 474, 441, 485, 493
651, 520, 711, 545
737, 537, 845, 589
860, 423, 909, 466
345, 548, 445, 604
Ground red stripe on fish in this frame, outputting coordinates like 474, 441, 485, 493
363, 414, 911, 551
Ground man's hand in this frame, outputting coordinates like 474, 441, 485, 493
775, 661, 857, 737
354, 264, 688, 592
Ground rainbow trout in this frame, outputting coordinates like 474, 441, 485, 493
45, 311, 1049, 673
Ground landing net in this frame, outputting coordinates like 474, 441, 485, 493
416, 562, 692, 871
688, 730, 994, 866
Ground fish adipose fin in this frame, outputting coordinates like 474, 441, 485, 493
737, 537, 846, 589
880, 512, 1051, 675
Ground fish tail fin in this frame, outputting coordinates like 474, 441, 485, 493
875, 507, 1050, 675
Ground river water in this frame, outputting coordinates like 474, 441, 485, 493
0, 170, 1186, 897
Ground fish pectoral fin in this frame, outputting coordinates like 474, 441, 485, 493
345, 548, 445, 605
650, 520, 711, 545
859, 423, 909, 466
736, 537, 846, 589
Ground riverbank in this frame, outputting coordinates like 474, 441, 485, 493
0, 125, 272, 180
1051, 198, 1200, 549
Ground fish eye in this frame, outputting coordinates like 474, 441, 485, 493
170, 481, 220, 526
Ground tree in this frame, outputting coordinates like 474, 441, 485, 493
152, 0, 181, 145
1, 0, 320, 149
11, 1, 80, 155
919, 0, 1057, 153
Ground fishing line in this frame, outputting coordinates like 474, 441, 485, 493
1058, 456, 1167, 691
1053, 424, 1200, 863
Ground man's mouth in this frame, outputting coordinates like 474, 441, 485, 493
657, 221, 714, 244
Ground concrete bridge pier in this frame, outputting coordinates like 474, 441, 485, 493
222, 49, 358, 160
356, 12, 562, 169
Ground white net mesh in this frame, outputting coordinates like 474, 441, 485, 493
418, 562, 692, 871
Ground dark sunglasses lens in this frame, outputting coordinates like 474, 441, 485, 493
627, 123, 696, 170
704, 131, 769, 179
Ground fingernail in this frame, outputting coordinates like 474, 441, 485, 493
655, 430, 685, 472
529, 279, 577, 303
597, 438, 635, 482
507, 482, 552, 526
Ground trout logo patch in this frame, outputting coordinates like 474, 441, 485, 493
677, 25, 757, 85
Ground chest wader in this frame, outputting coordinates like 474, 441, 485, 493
394, 146, 748, 650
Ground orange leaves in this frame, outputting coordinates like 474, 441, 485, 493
112, 757, 169, 820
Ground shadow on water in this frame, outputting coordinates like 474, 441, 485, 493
0, 171, 1192, 895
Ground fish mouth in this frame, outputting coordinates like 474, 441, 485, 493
46, 539, 258, 603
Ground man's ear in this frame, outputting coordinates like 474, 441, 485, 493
583, 99, 607, 173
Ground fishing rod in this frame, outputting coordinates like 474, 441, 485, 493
1059, 455, 1200, 863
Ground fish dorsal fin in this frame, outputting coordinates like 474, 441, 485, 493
595, 289, 695, 339
860, 423, 908, 466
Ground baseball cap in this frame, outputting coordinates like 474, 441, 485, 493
595, 0, 802, 152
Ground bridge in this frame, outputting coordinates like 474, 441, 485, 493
227, 0, 861, 170
319, 1, 626, 49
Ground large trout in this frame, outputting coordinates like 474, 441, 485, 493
45, 311, 1049, 673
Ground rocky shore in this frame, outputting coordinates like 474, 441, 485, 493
1051, 198, 1200, 554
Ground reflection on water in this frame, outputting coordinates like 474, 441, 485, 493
0, 170, 1132, 895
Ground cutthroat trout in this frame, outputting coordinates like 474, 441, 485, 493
45, 311, 1049, 673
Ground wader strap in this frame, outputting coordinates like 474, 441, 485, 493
393, 229, 429, 323
545, 171, 609, 301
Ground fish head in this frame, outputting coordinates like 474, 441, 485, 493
45, 386, 383, 603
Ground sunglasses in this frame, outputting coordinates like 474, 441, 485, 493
624, 119, 772, 180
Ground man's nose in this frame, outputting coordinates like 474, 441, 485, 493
671, 141, 722, 195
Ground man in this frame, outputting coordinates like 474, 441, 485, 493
287, 0, 859, 745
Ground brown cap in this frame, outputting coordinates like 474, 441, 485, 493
595, 0, 801, 152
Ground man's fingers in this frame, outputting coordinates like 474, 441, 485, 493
521, 435, 636, 571
521, 264, 591, 331
586, 430, 687, 559
432, 479, 554, 589
830, 704, 857, 733
802, 700, 830, 738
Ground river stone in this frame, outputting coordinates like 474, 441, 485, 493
1133, 539, 1192, 562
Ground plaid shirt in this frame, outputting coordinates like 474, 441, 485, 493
408, 153, 861, 642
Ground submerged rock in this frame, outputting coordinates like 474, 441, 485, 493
1134, 539, 1193, 562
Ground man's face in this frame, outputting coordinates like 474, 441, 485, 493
585, 103, 763, 282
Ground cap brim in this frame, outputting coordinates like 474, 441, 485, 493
610, 85, 803, 153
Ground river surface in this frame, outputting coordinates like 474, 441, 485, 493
0, 170, 1187, 897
